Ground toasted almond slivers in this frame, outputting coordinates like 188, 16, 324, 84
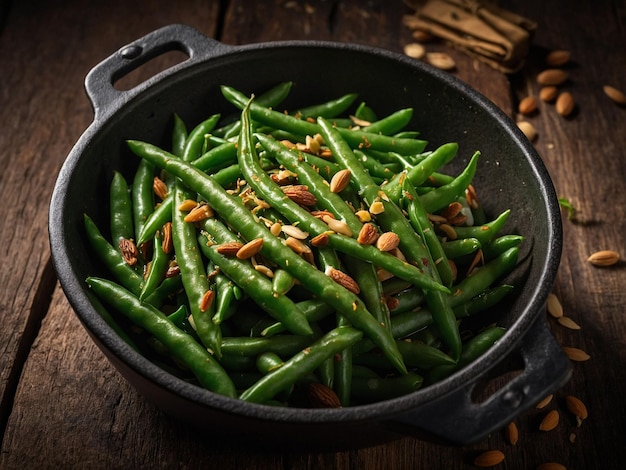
310, 232, 330, 248
357, 223, 379, 245
285, 236, 311, 255
281, 224, 309, 240
438, 223, 458, 240
119, 238, 139, 266
184, 204, 214, 223
236, 238, 264, 259
322, 215, 353, 237
325, 267, 360, 294
587, 250, 620, 266
539, 409, 560, 431
546, 293, 563, 318
565, 395, 588, 422
505, 421, 519, 445
376, 231, 400, 252
178, 199, 199, 212
161, 222, 173, 254
216, 241, 244, 256
558, 316, 581, 330
369, 201, 385, 215
254, 264, 274, 278
603, 85, 626, 105
536, 394, 554, 409
473, 450, 505, 467
199, 289, 214, 312
153, 176, 169, 200
563, 346, 591, 362
355, 210, 372, 222
282, 185, 317, 206
329, 169, 352, 193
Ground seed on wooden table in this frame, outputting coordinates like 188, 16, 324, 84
587, 249, 620, 266
537, 68, 569, 86
546, 293, 563, 318
539, 409, 560, 431
540, 85, 558, 102
505, 421, 519, 445
603, 85, 626, 105
236, 237, 264, 259
565, 395, 588, 423
536, 394, 554, 409
557, 316, 581, 330
555, 91, 575, 116
427, 52, 456, 71
563, 346, 591, 361
517, 121, 537, 141
537, 463, 567, 470
403, 42, 426, 60
518, 96, 538, 115
473, 450, 505, 467
545, 49, 571, 67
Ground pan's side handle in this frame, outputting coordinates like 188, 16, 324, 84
85, 24, 231, 119
391, 316, 571, 445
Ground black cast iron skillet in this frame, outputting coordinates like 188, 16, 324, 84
49, 24, 571, 448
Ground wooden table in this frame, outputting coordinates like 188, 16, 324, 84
1, 1, 625, 468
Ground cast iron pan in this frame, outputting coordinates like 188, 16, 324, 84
49, 24, 571, 448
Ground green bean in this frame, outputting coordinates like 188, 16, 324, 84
171, 113, 188, 157
419, 151, 480, 213
292, 92, 358, 119
84, 213, 144, 295
354, 339, 456, 371
387, 287, 425, 315
139, 229, 171, 301
452, 210, 511, 247
131, 160, 156, 242
191, 142, 237, 172
239, 326, 363, 403
260, 299, 335, 337
453, 284, 514, 318
354, 101, 377, 122
182, 114, 221, 162
351, 372, 423, 403
272, 268, 295, 296
427, 326, 506, 383
221, 335, 315, 358
211, 268, 238, 324
109, 171, 134, 245
142, 274, 183, 308
221, 86, 427, 155
482, 234, 525, 260
441, 238, 482, 259
86, 277, 236, 397
360, 108, 413, 135
171, 183, 222, 356
198, 218, 313, 336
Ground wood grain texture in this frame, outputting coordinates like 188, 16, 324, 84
1, 0, 625, 469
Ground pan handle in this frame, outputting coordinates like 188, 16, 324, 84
391, 315, 571, 445
84, 24, 230, 120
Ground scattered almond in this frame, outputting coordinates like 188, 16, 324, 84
557, 316, 581, 330
473, 450, 505, 467
517, 121, 537, 141
325, 267, 360, 294
563, 346, 591, 362
540, 85, 558, 102
281, 224, 309, 240
161, 222, 173, 254
505, 421, 519, 445
539, 409, 560, 431
556, 91, 575, 116
603, 85, 626, 105
306, 382, 342, 408
236, 238, 264, 260
119, 238, 139, 266
282, 185, 317, 206
565, 395, 588, 423
369, 201, 385, 215
536, 394, 554, 409
545, 50, 571, 67
216, 241, 244, 256
357, 223, 379, 245
537, 69, 569, 86
587, 250, 620, 266
322, 215, 353, 237
153, 176, 169, 200
199, 289, 214, 312
178, 199, 199, 211
376, 231, 400, 252
427, 52, 456, 71
329, 169, 352, 193
270, 222, 282, 237
355, 209, 372, 222
518, 96, 538, 115
310, 232, 330, 247
254, 264, 274, 278
285, 236, 311, 255
546, 293, 563, 318
183, 204, 214, 223
537, 463, 567, 470
403, 42, 426, 60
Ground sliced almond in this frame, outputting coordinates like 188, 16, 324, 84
537, 69, 569, 86
216, 241, 244, 256
119, 238, 139, 266
183, 204, 214, 223
546, 293, 563, 318
325, 267, 360, 294
322, 215, 353, 237
369, 201, 385, 215
518, 95, 538, 115
236, 238, 264, 259
285, 236, 311, 255
357, 223, 379, 245
505, 421, 519, 445
355, 209, 372, 222
565, 395, 588, 423
199, 289, 214, 312
254, 264, 274, 278
539, 409, 560, 431
473, 450, 505, 467
545, 50, 571, 67
603, 85, 626, 105
563, 346, 591, 361
403, 42, 426, 60
556, 91, 575, 116
178, 199, 199, 212
153, 176, 169, 200
161, 222, 173, 254
557, 316, 581, 330
281, 224, 309, 240
587, 250, 620, 266
427, 52, 456, 71
310, 232, 330, 247
329, 169, 352, 193
536, 394, 554, 409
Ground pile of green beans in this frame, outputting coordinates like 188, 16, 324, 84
84, 82, 523, 407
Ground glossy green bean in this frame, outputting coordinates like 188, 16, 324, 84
109, 171, 134, 245
131, 159, 156, 242
351, 372, 423, 403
